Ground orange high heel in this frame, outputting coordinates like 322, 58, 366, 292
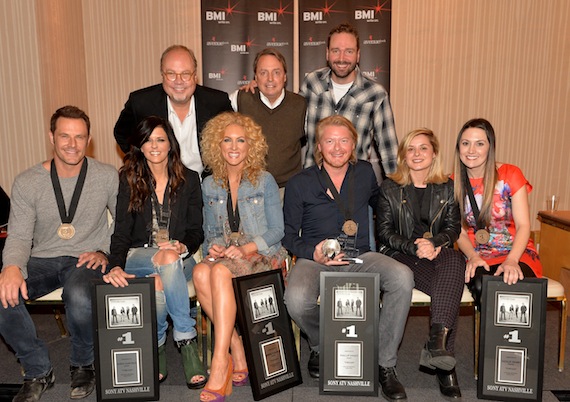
200, 357, 233, 402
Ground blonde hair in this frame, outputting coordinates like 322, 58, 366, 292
389, 128, 448, 186
200, 112, 267, 188
313, 115, 358, 166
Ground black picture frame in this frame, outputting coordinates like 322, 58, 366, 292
478, 276, 547, 401
233, 269, 302, 401
319, 272, 379, 396
91, 278, 158, 401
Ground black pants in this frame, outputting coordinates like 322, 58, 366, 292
394, 248, 465, 353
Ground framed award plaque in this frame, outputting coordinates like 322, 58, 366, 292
233, 269, 302, 401
319, 272, 379, 396
91, 278, 158, 401
478, 276, 547, 401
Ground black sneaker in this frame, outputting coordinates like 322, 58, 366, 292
13, 369, 55, 402
308, 350, 320, 378
379, 365, 407, 400
70, 364, 96, 399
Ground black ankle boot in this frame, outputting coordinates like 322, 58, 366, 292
308, 350, 320, 378
437, 368, 461, 399
419, 323, 456, 371
379, 366, 407, 400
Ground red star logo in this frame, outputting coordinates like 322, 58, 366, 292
212, 0, 248, 17
374, 65, 387, 74
242, 37, 258, 49
357, 0, 391, 16
261, 0, 293, 17
307, 0, 345, 17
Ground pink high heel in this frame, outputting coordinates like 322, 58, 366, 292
232, 369, 249, 387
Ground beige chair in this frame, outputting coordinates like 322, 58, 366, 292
25, 287, 68, 337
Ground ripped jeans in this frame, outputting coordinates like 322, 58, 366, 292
125, 247, 196, 346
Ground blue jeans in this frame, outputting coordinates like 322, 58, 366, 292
125, 248, 196, 346
284, 252, 414, 367
0, 256, 103, 379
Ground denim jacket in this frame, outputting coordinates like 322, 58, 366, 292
202, 171, 284, 256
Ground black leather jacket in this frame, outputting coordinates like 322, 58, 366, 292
376, 178, 461, 257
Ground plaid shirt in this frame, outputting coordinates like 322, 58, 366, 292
299, 67, 398, 175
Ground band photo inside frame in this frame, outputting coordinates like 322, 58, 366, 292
248, 284, 279, 323
106, 294, 143, 329
495, 292, 532, 328
333, 287, 365, 320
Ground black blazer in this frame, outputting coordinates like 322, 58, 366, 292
114, 84, 233, 153
108, 168, 204, 269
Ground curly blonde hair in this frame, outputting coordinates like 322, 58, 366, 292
201, 112, 268, 188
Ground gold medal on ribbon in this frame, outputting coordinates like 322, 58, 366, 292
229, 232, 241, 247
342, 220, 358, 236
156, 228, 169, 243
57, 223, 75, 240
423, 232, 433, 239
475, 229, 490, 244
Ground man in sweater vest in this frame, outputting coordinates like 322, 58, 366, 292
230, 49, 307, 197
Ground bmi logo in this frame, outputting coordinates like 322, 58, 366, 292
208, 73, 222, 79
231, 44, 247, 52
355, 10, 375, 20
303, 11, 323, 21
258, 12, 277, 22
205, 11, 225, 21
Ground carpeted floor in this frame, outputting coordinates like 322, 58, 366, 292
1, 304, 568, 401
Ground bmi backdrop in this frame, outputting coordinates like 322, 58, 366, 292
201, 0, 392, 95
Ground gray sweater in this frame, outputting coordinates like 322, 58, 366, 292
2, 157, 118, 278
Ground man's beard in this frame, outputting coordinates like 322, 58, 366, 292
329, 61, 357, 79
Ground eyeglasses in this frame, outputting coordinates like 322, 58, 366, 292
162, 71, 195, 82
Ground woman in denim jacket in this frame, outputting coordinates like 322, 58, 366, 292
193, 112, 286, 402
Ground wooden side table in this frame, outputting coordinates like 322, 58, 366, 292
537, 210, 570, 280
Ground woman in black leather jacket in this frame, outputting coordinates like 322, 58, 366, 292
377, 128, 465, 399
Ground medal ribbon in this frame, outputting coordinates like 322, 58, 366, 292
50, 158, 88, 225
227, 190, 240, 233
462, 169, 486, 231
320, 165, 355, 222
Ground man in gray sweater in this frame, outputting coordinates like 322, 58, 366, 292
0, 106, 118, 401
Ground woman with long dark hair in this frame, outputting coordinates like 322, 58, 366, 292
453, 118, 542, 304
103, 116, 206, 388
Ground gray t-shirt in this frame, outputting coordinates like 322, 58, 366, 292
2, 157, 118, 278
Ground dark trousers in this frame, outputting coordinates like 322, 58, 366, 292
394, 248, 465, 353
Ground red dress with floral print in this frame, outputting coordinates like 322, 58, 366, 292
464, 164, 542, 277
